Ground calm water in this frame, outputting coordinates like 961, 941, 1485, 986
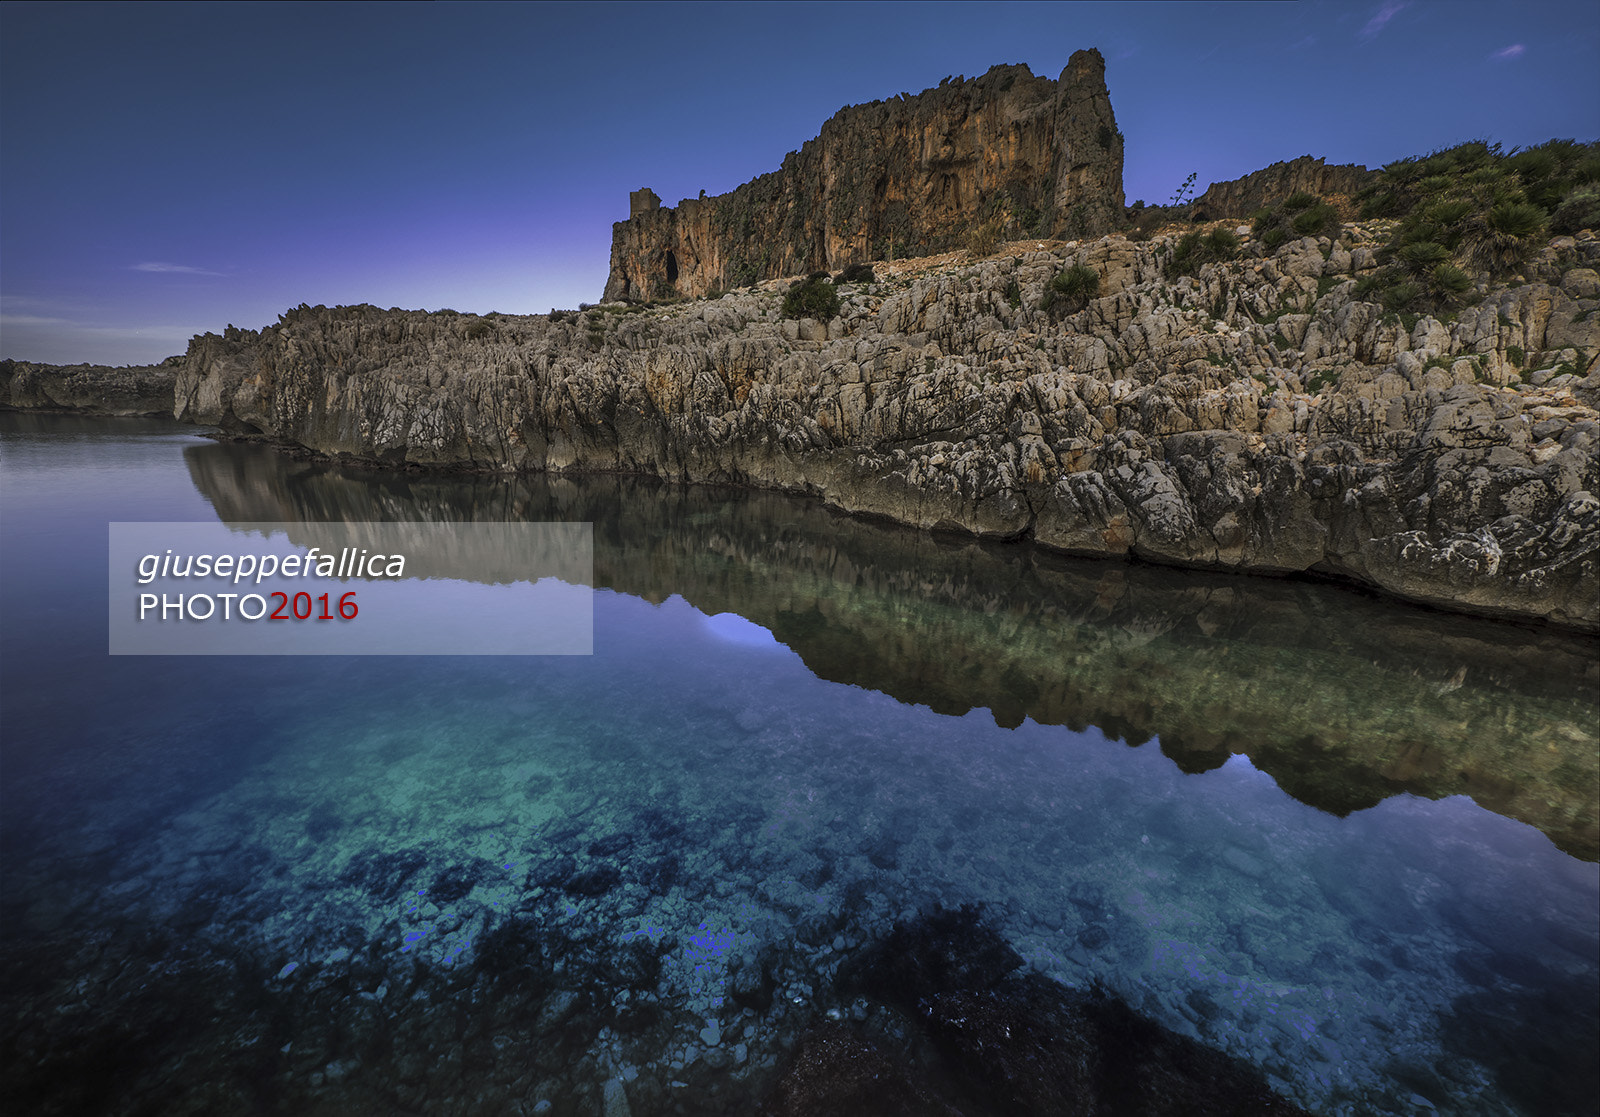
1, 413, 1596, 1116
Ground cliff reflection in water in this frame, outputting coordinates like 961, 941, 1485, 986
187, 440, 1600, 861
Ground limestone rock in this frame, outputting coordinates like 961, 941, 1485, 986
603, 53, 1123, 302
1190, 156, 1373, 221
171, 226, 1600, 630
1, 357, 179, 416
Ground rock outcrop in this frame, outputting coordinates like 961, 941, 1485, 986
1, 357, 179, 416
172, 222, 1600, 631
1190, 156, 1373, 221
603, 52, 1124, 302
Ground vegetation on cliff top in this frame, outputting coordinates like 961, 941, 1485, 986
1340, 139, 1597, 315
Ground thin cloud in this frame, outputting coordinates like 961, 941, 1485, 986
131, 262, 224, 276
1490, 44, 1526, 61
0, 313, 74, 327
0, 313, 199, 363
1289, 34, 1318, 50
1360, 1, 1407, 40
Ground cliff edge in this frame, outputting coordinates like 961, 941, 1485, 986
603, 52, 1124, 302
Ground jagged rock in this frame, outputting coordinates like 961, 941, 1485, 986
604, 53, 1124, 301
1, 357, 179, 416
171, 227, 1600, 630
1190, 155, 1373, 221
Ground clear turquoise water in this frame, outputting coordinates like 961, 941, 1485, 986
1, 413, 1596, 1116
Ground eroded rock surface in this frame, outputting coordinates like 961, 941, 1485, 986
604, 52, 1124, 301
1, 358, 179, 416
173, 224, 1600, 630
1190, 156, 1372, 221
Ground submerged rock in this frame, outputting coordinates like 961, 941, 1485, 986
820, 904, 1311, 1116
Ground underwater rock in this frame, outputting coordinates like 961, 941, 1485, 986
731, 949, 779, 1013
428, 859, 489, 904
564, 865, 622, 898
758, 1021, 964, 1117
823, 905, 1311, 1116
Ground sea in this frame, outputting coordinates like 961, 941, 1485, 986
1, 411, 1596, 1116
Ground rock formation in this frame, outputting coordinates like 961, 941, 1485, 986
603, 52, 1124, 302
172, 222, 1600, 631
1190, 156, 1373, 221
1, 357, 178, 416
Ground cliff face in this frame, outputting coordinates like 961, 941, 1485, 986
0, 358, 178, 416
603, 52, 1124, 302
173, 224, 1600, 631
1190, 156, 1373, 221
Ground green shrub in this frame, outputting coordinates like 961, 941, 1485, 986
1551, 188, 1600, 234
1349, 137, 1600, 297
1049, 263, 1100, 309
1381, 280, 1423, 312
1352, 274, 1384, 300
1463, 202, 1547, 275
781, 274, 842, 320
1423, 199, 1474, 228
1291, 202, 1340, 238
1397, 241, 1451, 270
1431, 263, 1473, 298
1004, 278, 1022, 308
1169, 227, 1240, 278
1507, 345, 1524, 367
834, 262, 876, 284
1488, 201, 1547, 237
1254, 194, 1341, 250
1206, 228, 1240, 256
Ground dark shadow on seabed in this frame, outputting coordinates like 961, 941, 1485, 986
184, 439, 1600, 862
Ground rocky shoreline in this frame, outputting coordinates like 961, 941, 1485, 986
155, 220, 1600, 631
0, 357, 179, 417
6, 224, 1598, 630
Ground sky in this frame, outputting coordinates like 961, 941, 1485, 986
2, 0, 1597, 366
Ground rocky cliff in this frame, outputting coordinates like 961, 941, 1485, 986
1, 357, 178, 416
1190, 156, 1373, 221
603, 52, 1124, 302
173, 220, 1600, 631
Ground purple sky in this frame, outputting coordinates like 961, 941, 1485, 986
3, 0, 1597, 366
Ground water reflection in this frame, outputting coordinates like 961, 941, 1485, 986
184, 439, 1600, 861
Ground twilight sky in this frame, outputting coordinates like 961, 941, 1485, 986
2, 0, 1597, 366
